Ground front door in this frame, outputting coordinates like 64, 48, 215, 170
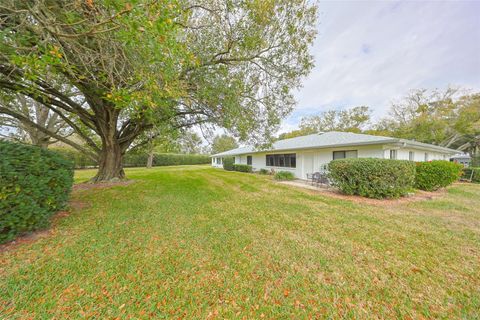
303, 153, 314, 179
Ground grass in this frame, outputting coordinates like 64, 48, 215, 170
1, 165, 480, 319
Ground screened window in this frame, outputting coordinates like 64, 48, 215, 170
389, 150, 397, 160
424, 153, 429, 161
409, 151, 415, 161
265, 154, 296, 168
333, 150, 358, 160
247, 156, 252, 165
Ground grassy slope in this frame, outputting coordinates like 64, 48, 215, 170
1, 166, 479, 319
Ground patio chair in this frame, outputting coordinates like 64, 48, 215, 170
312, 172, 321, 186
306, 172, 320, 185
318, 172, 330, 188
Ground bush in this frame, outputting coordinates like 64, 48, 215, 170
0, 141, 74, 243
258, 168, 269, 175
50, 147, 98, 169
222, 157, 234, 171
471, 167, 480, 183
415, 161, 463, 191
472, 155, 480, 167
233, 164, 252, 173
329, 158, 416, 199
461, 167, 480, 183
274, 171, 295, 181
124, 153, 211, 167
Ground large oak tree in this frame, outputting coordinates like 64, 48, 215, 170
0, 0, 316, 181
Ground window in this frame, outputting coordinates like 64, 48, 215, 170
216, 157, 221, 164
389, 150, 397, 160
266, 155, 274, 166
424, 153, 429, 161
247, 156, 252, 165
409, 151, 415, 161
265, 154, 296, 168
333, 150, 358, 160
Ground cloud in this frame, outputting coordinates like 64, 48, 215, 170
280, 1, 480, 133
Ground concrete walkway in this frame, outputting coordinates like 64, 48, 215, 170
278, 179, 333, 192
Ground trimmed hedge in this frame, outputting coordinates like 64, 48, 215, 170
415, 161, 463, 191
124, 153, 211, 167
329, 158, 416, 199
258, 168, 269, 175
50, 147, 97, 169
222, 157, 234, 171
233, 164, 252, 173
274, 171, 295, 181
49, 148, 211, 169
0, 141, 74, 243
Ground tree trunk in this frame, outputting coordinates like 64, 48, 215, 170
90, 106, 125, 182
146, 150, 154, 168
91, 140, 125, 182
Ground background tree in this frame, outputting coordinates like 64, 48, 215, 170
277, 128, 315, 140
277, 106, 371, 139
0, 0, 317, 182
0, 94, 69, 147
211, 134, 238, 154
299, 106, 371, 134
177, 131, 203, 154
372, 88, 480, 157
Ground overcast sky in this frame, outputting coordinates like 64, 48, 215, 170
280, 0, 480, 133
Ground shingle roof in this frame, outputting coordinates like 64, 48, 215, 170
211, 131, 458, 157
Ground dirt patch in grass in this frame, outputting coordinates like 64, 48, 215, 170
316, 188, 447, 206
0, 181, 134, 252
0, 200, 89, 253
73, 179, 136, 191
0, 228, 54, 253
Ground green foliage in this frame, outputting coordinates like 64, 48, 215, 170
472, 155, 480, 167
277, 127, 316, 140
222, 157, 235, 171
50, 147, 98, 169
0, 141, 73, 243
1, 0, 318, 182
274, 171, 295, 181
461, 167, 480, 183
471, 168, 480, 183
372, 89, 480, 156
300, 106, 371, 134
124, 153, 210, 167
233, 164, 252, 173
258, 168, 269, 175
329, 158, 416, 199
211, 134, 238, 154
415, 161, 463, 191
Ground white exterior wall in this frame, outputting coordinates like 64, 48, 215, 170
212, 144, 453, 179
383, 147, 449, 161
211, 157, 223, 168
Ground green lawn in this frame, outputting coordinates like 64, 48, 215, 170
1, 166, 480, 319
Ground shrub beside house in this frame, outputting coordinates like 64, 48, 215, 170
328, 158, 463, 199
415, 161, 463, 191
328, 158, 416, 199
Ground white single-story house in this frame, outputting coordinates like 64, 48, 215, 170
211, 131, 458, 179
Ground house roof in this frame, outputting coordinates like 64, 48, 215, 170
211, 131, 459, 157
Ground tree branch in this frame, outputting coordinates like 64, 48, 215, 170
0, 106, 98, 160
